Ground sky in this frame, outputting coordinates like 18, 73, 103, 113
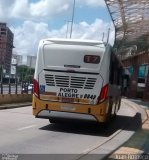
0, 0, 115, 56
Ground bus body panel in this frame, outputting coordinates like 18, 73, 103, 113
43, 44, 104, 71
38, 70, 103, 105
33, 95, 109, 123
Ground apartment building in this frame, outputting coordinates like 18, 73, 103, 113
27, 56, 37, 69
0, 23, 14, 73
12, 54, 23, 66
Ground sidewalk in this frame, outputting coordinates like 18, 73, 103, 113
0, 102, 32, 110
130, 99, 149, 109
107, 99, 149, 159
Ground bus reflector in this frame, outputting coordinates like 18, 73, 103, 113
98, 84, 108, 103
33, 79, 39, 97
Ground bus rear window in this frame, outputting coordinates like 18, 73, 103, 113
84, 55, 100, 64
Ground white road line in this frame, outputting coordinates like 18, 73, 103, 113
17, 125, 37, 131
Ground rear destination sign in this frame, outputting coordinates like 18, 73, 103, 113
58, 88, 96, 99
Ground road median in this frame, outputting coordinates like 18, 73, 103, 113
0, 94, 32, 105
0, 93, 32, 109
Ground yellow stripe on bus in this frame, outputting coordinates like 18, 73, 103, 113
40, 94, 90, 104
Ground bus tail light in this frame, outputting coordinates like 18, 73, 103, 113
98, 84, 108, 103
33, 79, 39, 97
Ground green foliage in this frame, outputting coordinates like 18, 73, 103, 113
17, 65, 34, 82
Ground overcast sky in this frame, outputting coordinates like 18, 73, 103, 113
0, 0, 115, 56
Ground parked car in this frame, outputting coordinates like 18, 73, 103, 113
22, 84, 33, 93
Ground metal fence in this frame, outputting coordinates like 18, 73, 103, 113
0, 82, 33, 94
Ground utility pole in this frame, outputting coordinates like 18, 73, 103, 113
102, 32, 105, 41
0, 62, 3, 94
65, 20, 72, 39
14, 56, 18, 94
29, 56, 32, 84
107, 28, 110, 44
8, 67, 11, 94
70, 0, 76, 38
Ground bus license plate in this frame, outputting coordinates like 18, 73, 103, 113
62, 97, 74, 103
61, 106, 75, 111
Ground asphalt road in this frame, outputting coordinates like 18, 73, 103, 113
0, 102, 142, 160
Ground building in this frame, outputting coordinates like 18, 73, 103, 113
0, 23, 14, 73
122, 52, 149, 101
12, 54, 23, 66
26, 56, 36, 69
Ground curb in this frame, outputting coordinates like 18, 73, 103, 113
77, 99, 144, 160
0, 102, 32, 110
122, 98, 148, 123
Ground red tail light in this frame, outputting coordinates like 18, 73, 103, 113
33, 79, 39, 97
98, 84, 108, 103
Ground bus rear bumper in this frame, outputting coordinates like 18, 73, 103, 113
36, 110, 97, 123
32, 95, 109, 123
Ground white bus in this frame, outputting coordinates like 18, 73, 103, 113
33, 39, 123, 123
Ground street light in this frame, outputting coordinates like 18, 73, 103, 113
0, 62, 4, 94
70, 0, 76, 38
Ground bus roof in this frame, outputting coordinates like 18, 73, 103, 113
41, 38, 106, 47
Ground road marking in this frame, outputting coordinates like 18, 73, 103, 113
17, 125, 37, 131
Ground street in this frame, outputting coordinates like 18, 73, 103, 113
0, 1, 149, 160
0, 101, 142, 160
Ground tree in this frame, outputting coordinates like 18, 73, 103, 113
17, 65, 35, 83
